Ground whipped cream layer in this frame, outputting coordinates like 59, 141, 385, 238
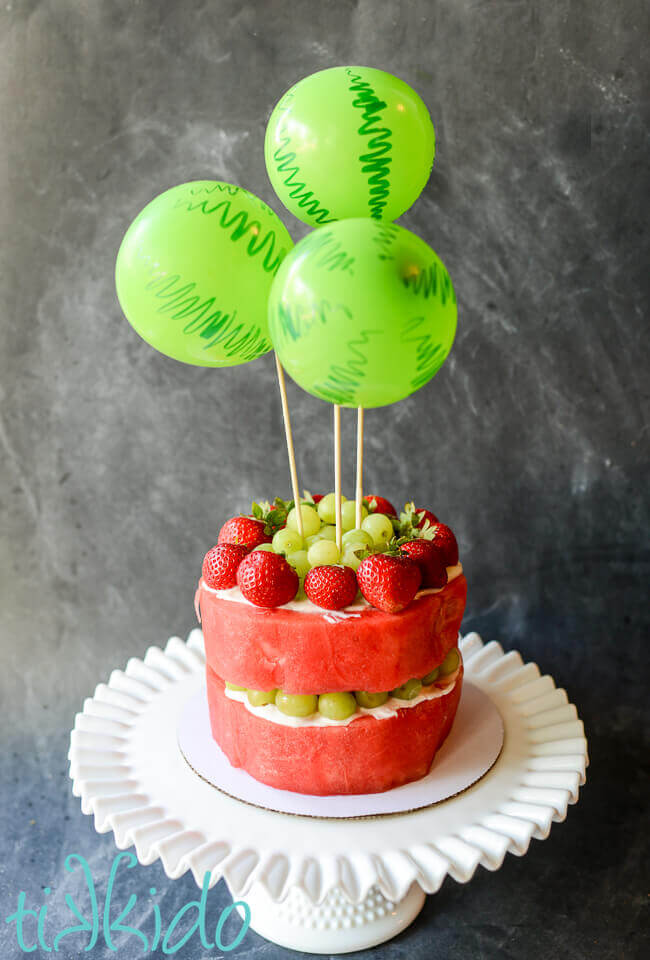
200, 562, 463, 618
224, 664, 461, 728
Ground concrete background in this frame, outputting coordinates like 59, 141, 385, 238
1, 1, 648, 957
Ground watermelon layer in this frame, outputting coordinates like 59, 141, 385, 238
206, 663, 464, 795
198, 574, 467, 694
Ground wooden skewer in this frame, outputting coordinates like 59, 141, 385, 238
334, 404, 342, 552
355, 406, 364, 529
274, 353, 303, 537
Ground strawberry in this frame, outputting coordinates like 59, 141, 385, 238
236, 550, 299, 608
357, 553, 421, 613
415, 507, 439, 529
304, 565, 358, 610
367, 494, 397, 516
218, 516, 272, 550
399, 539, 448, 589
302, 490, 323, 504
202, 543, 248, 590
399, 501, 439, 538
427, 523, 459, 566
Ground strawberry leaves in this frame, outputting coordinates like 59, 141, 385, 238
251, 497, 290, 535
398, 501, 436, 540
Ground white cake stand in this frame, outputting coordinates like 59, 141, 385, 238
68, 631, 588, 954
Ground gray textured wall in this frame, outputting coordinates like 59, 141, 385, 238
1, 2, 648, 958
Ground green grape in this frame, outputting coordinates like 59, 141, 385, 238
362, 513, 394, 545
440, 648, 460, 676
287, 503, 321, 537
390, 678, 423, 700
254, 542, 275, 552
225, 681, 247, 692
307, 539, 341, 567
272, 527, 304, 554
247, 689, 277, 707
316, 524, 338, 542
305, 527, 340, 547
341, 500, 367, 531
421, 667, 440, 685
318, 691, 357, 720
275, 692, 318, 717
342, 528, 373, 548
317, 491, 347, 524
286, 549, 310, 579
341, 546, 364, 571
355, 690, 389, 708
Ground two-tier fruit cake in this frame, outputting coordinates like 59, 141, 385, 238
196, 493, 466, 796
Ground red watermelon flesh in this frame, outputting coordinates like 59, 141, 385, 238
198, 574, 467, 694
206, 663, 464, 796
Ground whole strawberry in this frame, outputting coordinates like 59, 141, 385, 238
202, 543, 248, 589
399, 540, 448, 589
237, 550, 299, 608
367, 494, 397, 516
218, 516, 272, 550
304, 565, 358, 610
357, 553, 422, 613
428, 523, 459, 566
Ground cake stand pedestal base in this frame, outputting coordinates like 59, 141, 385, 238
241, 882, 425, 954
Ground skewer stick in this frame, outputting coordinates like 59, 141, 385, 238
274, 353, 303, 537
355, 406, 364, 529
334, 404, 342, 552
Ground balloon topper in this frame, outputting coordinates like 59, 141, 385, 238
265, 66, 435, 228
268, 218, 457, 409
115, 67, 455, 542
116, 181, 292, 366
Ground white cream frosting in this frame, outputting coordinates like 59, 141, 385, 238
224, 664, 461, 728
201, 562, 463, 616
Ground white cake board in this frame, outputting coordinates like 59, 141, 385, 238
178, 681, 504, 818
69, 631, 588, 955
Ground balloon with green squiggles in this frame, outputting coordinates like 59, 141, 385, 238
268, 219, 457, 409
115, 181, 293, 366
264, 66, 435, 228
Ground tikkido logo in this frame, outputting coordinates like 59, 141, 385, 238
5, 852, 251, 955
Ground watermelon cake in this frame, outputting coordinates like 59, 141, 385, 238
196, 494, 466, 796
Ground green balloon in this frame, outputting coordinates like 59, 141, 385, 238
265, 66, 435, 228
115, 181, 293, 366
268, 219, 457, 408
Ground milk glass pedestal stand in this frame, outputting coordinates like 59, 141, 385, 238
69, 631, 588, 954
